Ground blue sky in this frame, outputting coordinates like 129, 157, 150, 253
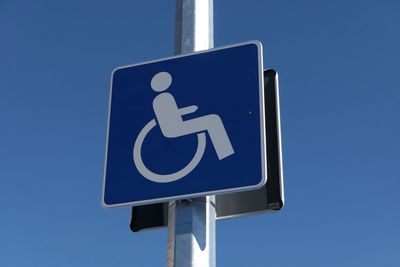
1, 0, 399, 266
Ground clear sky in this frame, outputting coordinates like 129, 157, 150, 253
1, 0, 399, 266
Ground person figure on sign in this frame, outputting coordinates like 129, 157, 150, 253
151, 71, 234, 160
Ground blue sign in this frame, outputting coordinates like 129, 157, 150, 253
102, 41, 266, 207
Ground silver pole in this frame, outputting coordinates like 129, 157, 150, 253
167, 1, 215, 267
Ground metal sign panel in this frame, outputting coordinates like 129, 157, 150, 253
130, 69, 284, 232
216, 69, 284, 219
103, 41, 265, 207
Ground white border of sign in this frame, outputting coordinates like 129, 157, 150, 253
102, 40, 266, 208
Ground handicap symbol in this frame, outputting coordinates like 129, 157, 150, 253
133, 71, 235, 183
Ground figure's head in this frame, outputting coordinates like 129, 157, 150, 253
151, 71, 172, 92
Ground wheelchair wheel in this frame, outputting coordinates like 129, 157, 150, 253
133, 119, 206, 183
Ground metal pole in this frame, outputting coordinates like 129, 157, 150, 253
167, 1, 215, 267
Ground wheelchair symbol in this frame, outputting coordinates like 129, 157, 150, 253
133, 71, 234, 183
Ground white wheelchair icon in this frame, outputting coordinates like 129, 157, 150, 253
133, 72, 234, 183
